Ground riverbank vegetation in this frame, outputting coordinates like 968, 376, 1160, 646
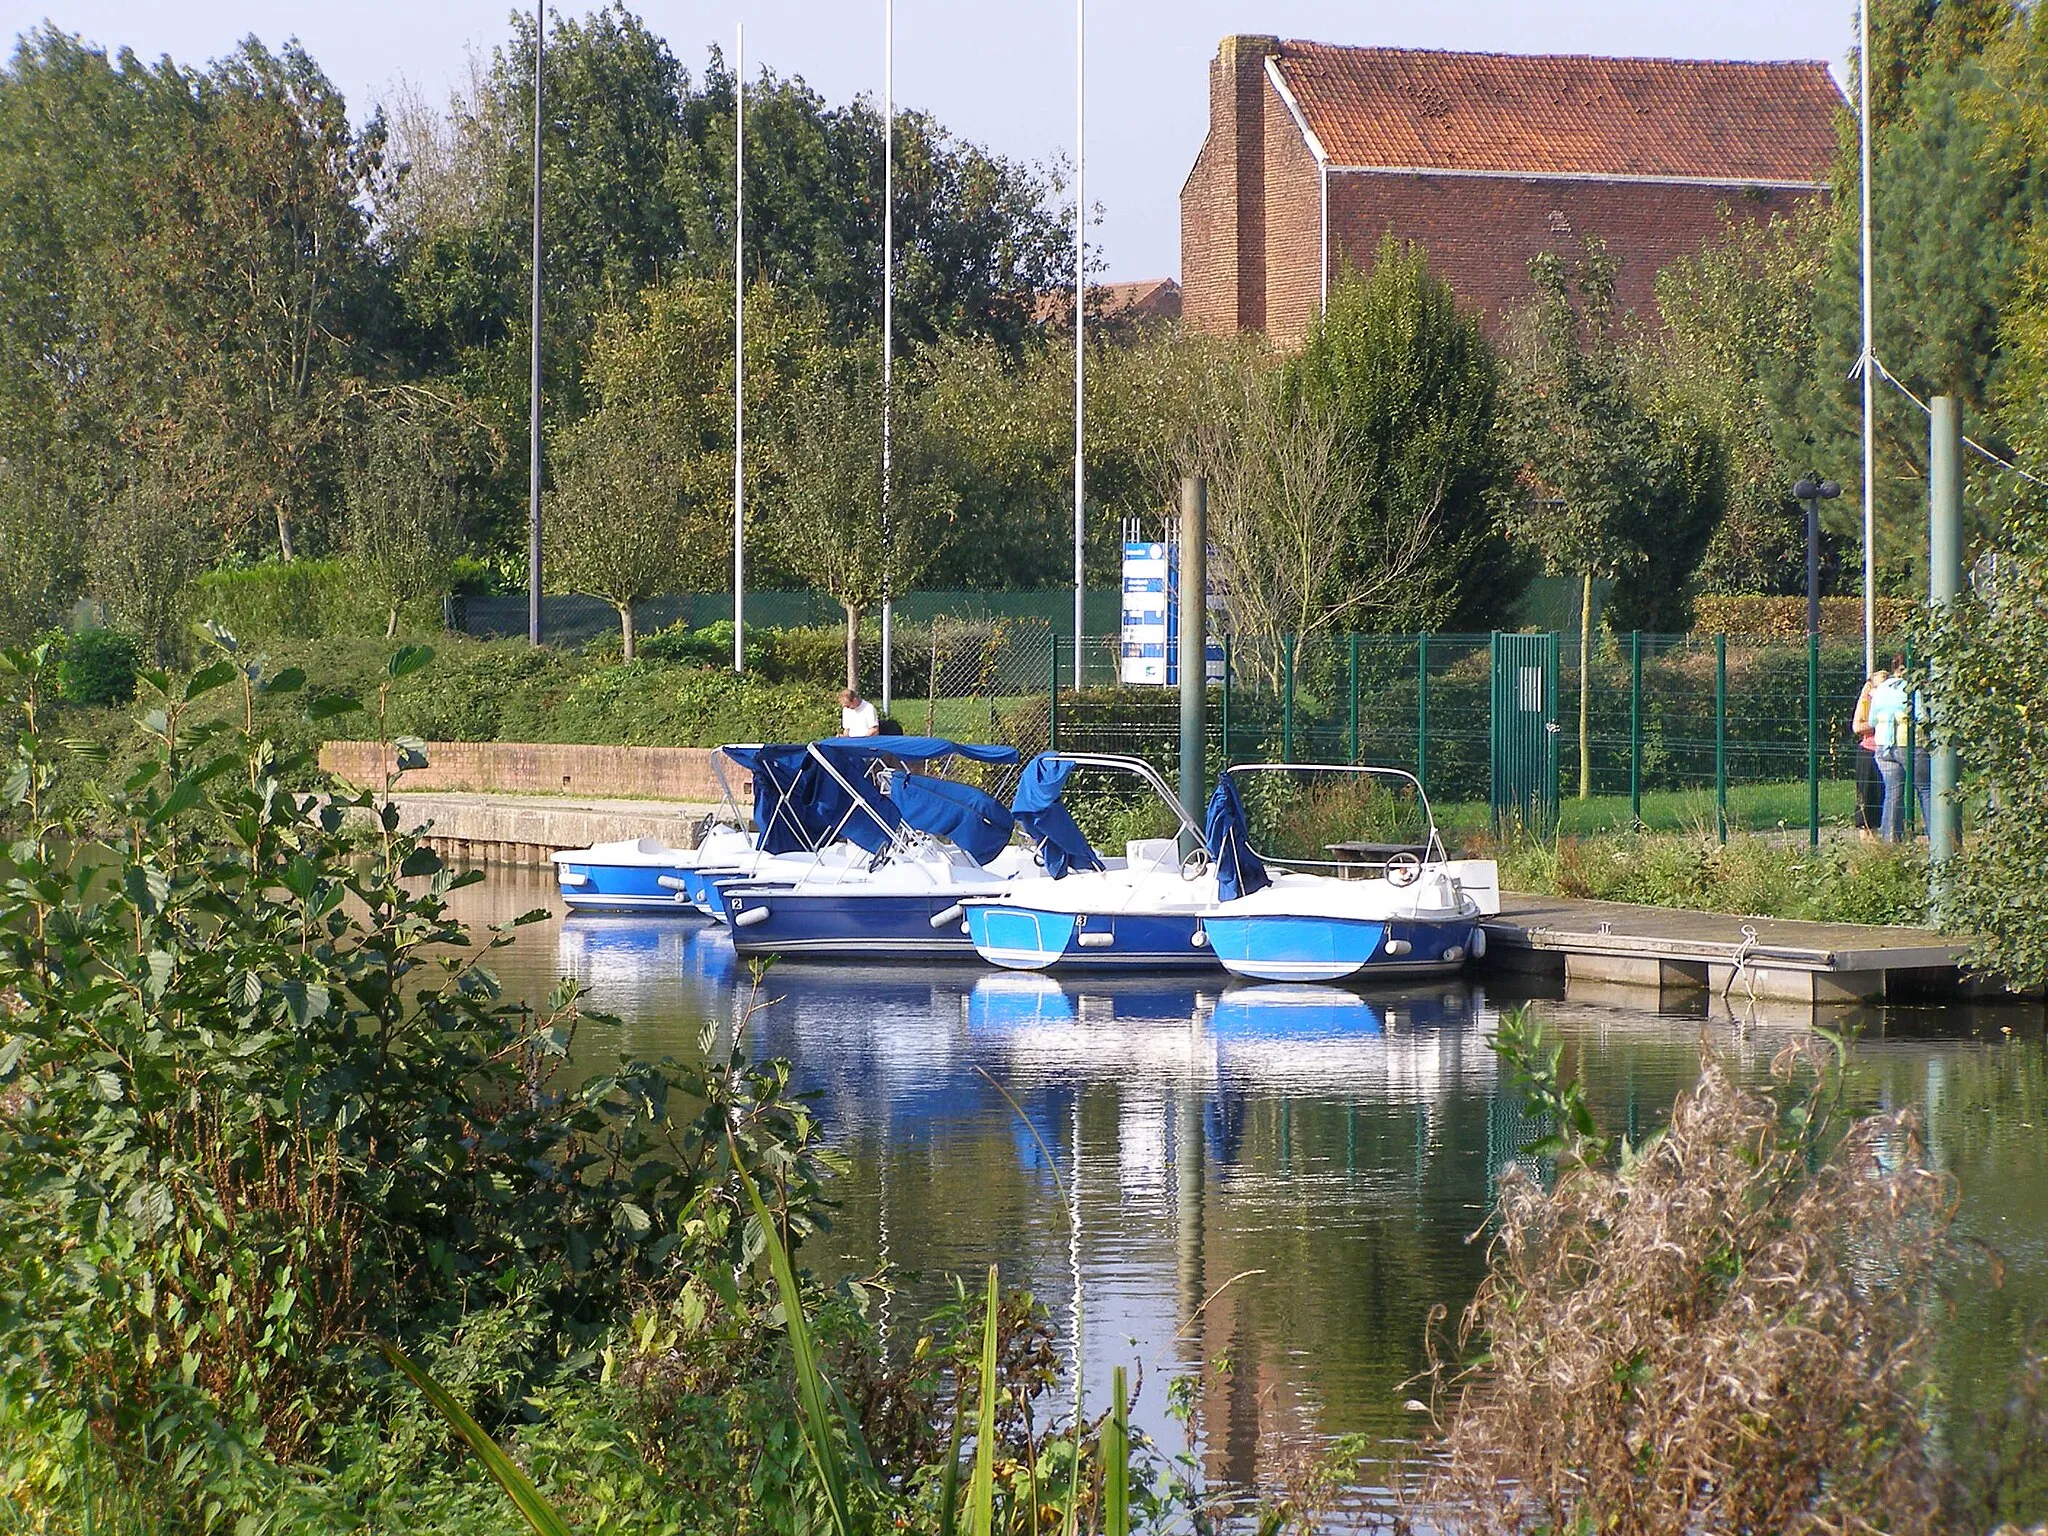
1484, 826, 1932, 927
0, 641, 1199, 1533
1437, 1013, 2048, 1533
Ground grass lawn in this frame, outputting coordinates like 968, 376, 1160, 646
1434, 778, 1861, 839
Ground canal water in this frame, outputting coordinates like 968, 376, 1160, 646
455, 866, 2048, 1524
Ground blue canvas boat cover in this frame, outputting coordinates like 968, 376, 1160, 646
732, 737, 1018, 857
1009, 755, 1104, 879
1205, 777, 1269, 901
724, 743, 817, 854
893, 774, 1016, 867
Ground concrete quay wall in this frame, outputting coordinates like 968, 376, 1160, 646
371, 792, 722, 867
319, 740, 746, 805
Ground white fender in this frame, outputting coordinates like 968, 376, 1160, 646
732, 905, 772, 928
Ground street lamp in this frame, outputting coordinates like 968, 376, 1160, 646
1793, 476, 1841, 640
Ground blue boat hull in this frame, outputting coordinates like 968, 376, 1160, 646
1201, 914, 1477, 982
555, 861, 702, 914
964, 904, 1219, 972
725, 887, 981, 960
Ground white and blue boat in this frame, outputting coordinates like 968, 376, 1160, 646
962, 753, 1261, 972
550, 743, 781, 913
721, 735, 1032, 960
1196, 766, 1499, 984
550, 822, 756, 913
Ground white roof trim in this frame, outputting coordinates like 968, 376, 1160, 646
1264, 54, 1328, 165
1324, 162, 1826, 191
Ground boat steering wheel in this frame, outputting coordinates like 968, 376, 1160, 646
1180, 845, 1210, 881
1385, 851, 1424, 887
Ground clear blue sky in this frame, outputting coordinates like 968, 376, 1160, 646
1, 1, 1852, 280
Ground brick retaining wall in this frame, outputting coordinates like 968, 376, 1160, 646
319, 741, 747, 804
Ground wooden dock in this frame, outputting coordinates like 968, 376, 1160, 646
1479, 893, 1977, 1005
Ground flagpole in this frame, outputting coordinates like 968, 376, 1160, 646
880, 0, 894, 714
733, 24, 747, 673
1859, 0, 1875, 674
528, 3, 544, 647
1072, 0, 1086, 690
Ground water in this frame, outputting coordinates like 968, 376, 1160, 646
458, 866, 2048, 1520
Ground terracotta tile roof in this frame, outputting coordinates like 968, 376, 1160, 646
1273, 43, 1844, 185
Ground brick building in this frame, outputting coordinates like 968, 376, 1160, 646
1180, 37, 1845, 345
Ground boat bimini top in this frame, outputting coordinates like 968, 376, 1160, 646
722, 736, 1021, 867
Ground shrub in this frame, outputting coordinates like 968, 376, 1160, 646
1427, 1024, 1956, 1534
1691, 593, 1920, 639
188, 559, 443, 641
1491, 827, 1929, 926
56, 627, 140, 705
0, 637, 833, 1516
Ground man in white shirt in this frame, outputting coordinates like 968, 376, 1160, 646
839, 688, 879, 737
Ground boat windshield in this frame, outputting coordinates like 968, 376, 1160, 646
1225, 764, 1445, 876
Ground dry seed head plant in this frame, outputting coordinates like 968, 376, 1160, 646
1424, 1035, 1958, 1536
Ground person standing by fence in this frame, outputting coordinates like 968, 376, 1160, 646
1851, 667, 1887, 841
1869, 667, 1911, 843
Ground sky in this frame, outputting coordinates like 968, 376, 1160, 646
1, 1, 1853, 281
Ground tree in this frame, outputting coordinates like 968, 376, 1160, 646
1654, 208, 1839, 597
1176, 354, 1440, 683
1801, 36, 2046, 589
1498, 239, 1725, 798
1285, 240, 1520, 632
86, 465, 207, 663
546, 403, 709, 660
0, 458, 82, 643
1925, 495, 2048, 986
762, 348, 951, 689
342, 403, 460, 637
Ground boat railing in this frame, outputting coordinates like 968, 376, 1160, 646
1224, 762, 1449, 879
1034, 752, 1208, 868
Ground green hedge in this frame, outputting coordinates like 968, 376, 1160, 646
186, 561, 444, 641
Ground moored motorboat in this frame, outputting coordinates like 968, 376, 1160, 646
550, 823, 753, 912
963, 753, 1236, 972
1195, 767, 1499, 983
720, 735, 1030, 960
551, 743, 771, 913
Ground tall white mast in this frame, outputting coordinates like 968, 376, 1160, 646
880, 0, 894, 714
1859, 0, 1875, 673
1072, 0, 1086, 689
733, 24, 746, 673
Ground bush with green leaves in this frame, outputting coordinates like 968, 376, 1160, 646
55, 626, 140, 706
0, 636, 834, 1520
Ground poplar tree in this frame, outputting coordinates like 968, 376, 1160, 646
1498, 240, 1724, 798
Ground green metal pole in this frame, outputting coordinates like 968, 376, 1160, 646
1807, 631, 1820, 849
1929, 396, 1964, 863
1629, 629, 1642, 827
1545, 632, 1561, 833
1416, 633, 1430, 792
1282, 635, 1296, 761
1714, 633, 1727, 843
1347, 634, 1359, 765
